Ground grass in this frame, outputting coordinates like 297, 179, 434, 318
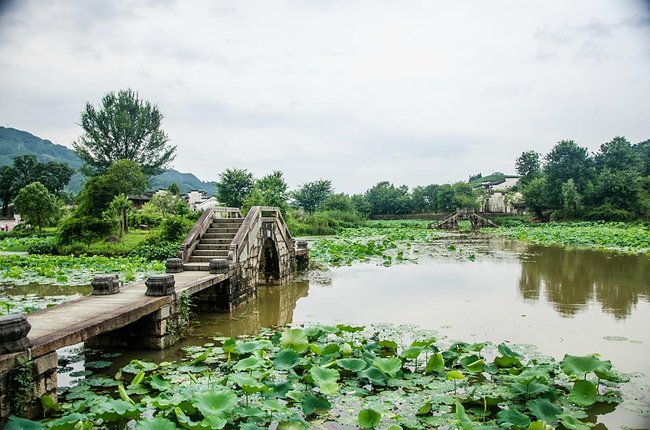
87, 230, 151, 256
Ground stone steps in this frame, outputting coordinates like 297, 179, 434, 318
182, 217, 243, 271
195, 243, 231, 251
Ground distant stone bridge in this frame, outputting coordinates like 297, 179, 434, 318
0, 206, 308, 421
428, 208, 498, 230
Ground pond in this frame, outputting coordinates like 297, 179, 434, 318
187, 234, 650, 428
5, 234, 650, 428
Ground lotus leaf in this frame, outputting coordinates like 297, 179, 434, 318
310, 365, 340, 394
358, 408, 382, 429
280, 328, 309, 353
526, 398, 562, 425
561, 354, 611, 378
569, 380, 598, 406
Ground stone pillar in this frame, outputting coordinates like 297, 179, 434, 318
0, 351, 58, 420
295, 241, 309, 271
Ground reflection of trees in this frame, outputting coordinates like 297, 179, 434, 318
518, 246, 650, 319
199, 281, 310, 337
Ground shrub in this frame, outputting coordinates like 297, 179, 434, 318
58, 241, 89, 256
57, 216, 113, 244
586, 203, 634, 222
27, 236, 60, 255
129, 241, 181, 261
156, 216, 193, 242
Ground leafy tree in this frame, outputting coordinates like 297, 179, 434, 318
292, 180, 333, 215
351, 194, 371, 217
635, 139, 650, 176
0, 155, 73, 216
364, 181, 412, 216
434, 183, 476, 213
76, 160, 147, 218
103, 194, 132, 237
320, 193, 356, 213
589, 168, 644, 217
73, 88, 176, 176
411, 184, 439, 213
521, 177, 549, 219
12, 182, 60, 231
544, 140, 593, 207
167, 182, 181, 196
216, 168, 255, 208
561, 179, 584, 218
515, 151, 541, 186
595, 136, 643, 173
244, 171, 289, 214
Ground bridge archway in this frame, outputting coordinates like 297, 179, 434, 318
259, 237, 280, 283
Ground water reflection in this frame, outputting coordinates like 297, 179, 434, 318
194, 281, 309, 337
518, 246, 650, 319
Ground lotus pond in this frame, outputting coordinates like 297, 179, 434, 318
3, 223, 650, 428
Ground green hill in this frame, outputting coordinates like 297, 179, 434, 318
0, 126, 214, 195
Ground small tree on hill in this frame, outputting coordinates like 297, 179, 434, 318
13, 182, 60, 231
73, 89, 176, 176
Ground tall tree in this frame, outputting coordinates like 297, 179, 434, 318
544, 140, 593, 207
635, 139, 650, 177
595, 136, 643, 173
76, 160, 147, 219
216, 168, 255, 208
244, 171, 289, 213
73, 89, 176, 176
292, 180, 333, 215
12, 182, 60, 231
515, 151, 541, 186
364, 181, 412, 216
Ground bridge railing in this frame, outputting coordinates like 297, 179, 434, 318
229, 206, 294, 264
230, 206, 262, 263
178, 207, 215, 263
213, 207, 243, 219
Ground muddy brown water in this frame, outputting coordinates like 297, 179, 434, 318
15, 235, 650, 428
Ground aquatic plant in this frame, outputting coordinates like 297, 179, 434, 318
0, 254, 165, 286
7, 324, 632, 429
484, 222, 650, 254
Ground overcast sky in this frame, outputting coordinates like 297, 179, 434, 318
1, 0, 649, 193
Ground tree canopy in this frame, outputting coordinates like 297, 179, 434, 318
76, 159, 147, 217
13, 181, 60, 231
0, 154, 73, 216
73, 89, 176, 176
292, 180, 333, 214
216, 168, 255, 208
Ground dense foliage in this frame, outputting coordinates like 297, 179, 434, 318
484, 222, 650, 255
73, 89, 176, 176
0, 154, 73, 216
12, 182, 61, 230
11, 324, 629, 429
518, 137, 649, 221
216, 168, 255, 208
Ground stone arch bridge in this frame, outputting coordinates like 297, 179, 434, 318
0, 206, 308, 421
428, 208, 498, 230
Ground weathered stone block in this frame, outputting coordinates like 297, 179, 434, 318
209, 258, 229, 274
145, 275, 175, 296
0, 314, 32, 353
165, 258, 183, 273
32, 352, 57, 377
91, 274, 121, 295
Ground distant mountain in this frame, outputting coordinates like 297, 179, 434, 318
0, 126, 215, 195
149, 170, 216, 195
